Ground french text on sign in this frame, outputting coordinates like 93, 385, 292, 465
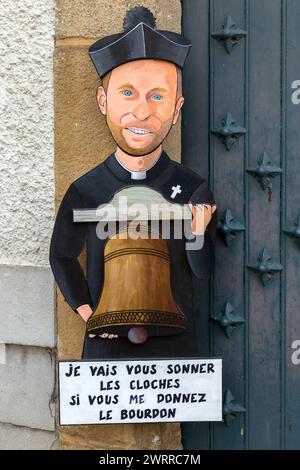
59, 358, 222, 425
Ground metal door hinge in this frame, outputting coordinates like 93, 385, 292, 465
247, 151, 282, 201
212, 112, 246, 151
223, 390, 246, 426
284, 215, 300, 248
211, 15, 247, 54
212, 302, 245, 337
247, 248, 283, 286
218, 209, 245, 246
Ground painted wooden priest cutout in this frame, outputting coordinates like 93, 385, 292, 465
49, 6, 217, 358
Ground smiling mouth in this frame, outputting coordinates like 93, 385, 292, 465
126, 127, 152, 136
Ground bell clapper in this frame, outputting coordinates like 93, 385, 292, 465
128, 327, 149, 344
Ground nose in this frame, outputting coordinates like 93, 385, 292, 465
131, 99, 151, 121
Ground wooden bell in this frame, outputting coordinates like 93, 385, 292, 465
86, 225, 187, 343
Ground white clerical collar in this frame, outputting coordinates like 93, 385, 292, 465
114, 153, 161, 180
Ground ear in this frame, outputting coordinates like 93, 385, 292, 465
96, 86, 107, 116
172, 96, 184, 125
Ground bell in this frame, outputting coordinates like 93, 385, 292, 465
87, 225, 187, 343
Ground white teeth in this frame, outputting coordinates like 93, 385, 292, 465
127, 127, 151, 135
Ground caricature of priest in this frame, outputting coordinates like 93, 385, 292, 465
49, 6, 217, 359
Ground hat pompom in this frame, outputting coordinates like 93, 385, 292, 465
123, 6, 156, 32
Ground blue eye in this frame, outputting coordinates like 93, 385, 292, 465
152, 94, 163, 101
122, 89, 133, 97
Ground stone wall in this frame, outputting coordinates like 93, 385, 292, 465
0, 0, 55, 267
55, 0, 183, 450
0, 0, 57, 449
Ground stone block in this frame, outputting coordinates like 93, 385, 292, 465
0, 422, 59, 450
60, 422, 182, 450
56, 0, 181, 38
0, 265, 55, 348
0, 345, 55, 431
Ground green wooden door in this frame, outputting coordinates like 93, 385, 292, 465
181, 0, 300, 450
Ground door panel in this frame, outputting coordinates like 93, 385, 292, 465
181, 0, 211, 450
247, 0, 282, 450
182, 0, 300, 450
285, 0, 300, 450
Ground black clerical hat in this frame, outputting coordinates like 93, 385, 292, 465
89, 6, 192, 78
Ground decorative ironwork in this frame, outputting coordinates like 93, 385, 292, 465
212, 112, 246, 151
223, 390, 246, 426
247, 248, 283, 286
212, 302, 245, 337
284, 215, 300, 249
247, 151, 282, 201
211, 15, 247, 54
87, 309, 187, 331
218, 209, 245, 246
105, 247, 169, 263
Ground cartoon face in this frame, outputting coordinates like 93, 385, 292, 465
97, 59, 184, 156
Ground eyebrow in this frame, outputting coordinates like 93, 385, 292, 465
150, 87, 169, 93
117, 83, 134, 90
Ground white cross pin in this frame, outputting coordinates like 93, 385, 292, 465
171, 185, 182, 199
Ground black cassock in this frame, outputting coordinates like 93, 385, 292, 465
49, 151, 217, 359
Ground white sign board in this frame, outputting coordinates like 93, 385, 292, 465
59, 358, 222, 425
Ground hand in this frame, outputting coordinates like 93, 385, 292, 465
76, 304, 93, 322
190, 204, 217, 236
76, 304, 118, 339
